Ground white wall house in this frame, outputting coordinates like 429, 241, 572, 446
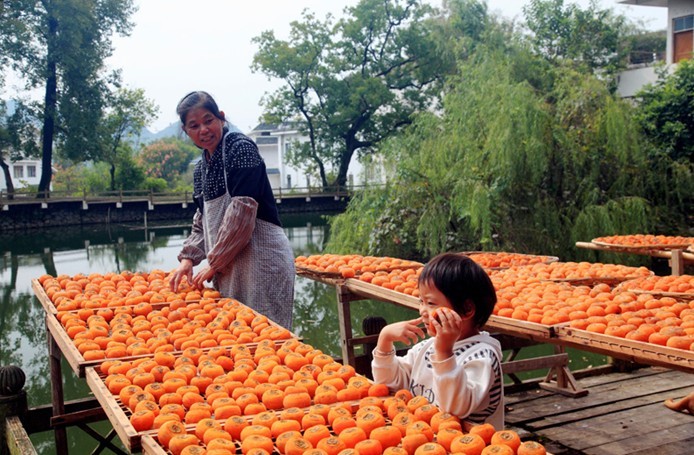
0, 158, 43, 191
247, 122, 382, 191
617, 0, 694, 97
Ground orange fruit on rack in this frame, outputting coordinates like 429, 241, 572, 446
450, 434, 486, 455
517, 440, 547, 455
317, 436, 348, 455
468, 422, 496, 445
240, 435, 274, 455
276, 430, 303, 453
285, 436, 314, 455
481, 444, 515, 455
338, 426, 368, 448
370, 425, 402, 449
353, 439, 384, 455
157, 419, 187, 448
490, 430, 521, 453
304, 424, 332, 447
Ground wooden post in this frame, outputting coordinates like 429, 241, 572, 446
0, 365, 35, 455
670, 249, 684, 276
48, 327, 68, 454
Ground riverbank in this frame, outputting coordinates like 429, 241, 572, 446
0, 194, 348, 231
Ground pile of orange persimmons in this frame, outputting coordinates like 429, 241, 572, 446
295, 253, 694, 352
592, 234, 694, 247
38, 269, 550, 455
295, 254, 423, 279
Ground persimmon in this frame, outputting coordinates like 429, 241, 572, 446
285, 436, 314, 455
383, 448, 408, 455
468, 422, 496, 445
129, 409, 155, 432
240, 424, 273, 440
435, 427, 464, 452
304, 424, 332, 447
353, 439, 383, 455
370, 425, 401, 450
223, 415, 249, 440
338, 426, 368, 448
280, 407, 306, 423
356, 411, 387, 437
490, 430, 521, 453
272, 419, 302, 438
153, 412, 180, 429
332, 415, 357, 435
184, 407, 212, 424
157, 420, 187, 448
317, 436, 348, 455
414, 443, 446, 455
450, 434, 486, 455
413, 404, 438, 424
517, 440, 547, 455
481, 444, 515, 455
405, 421, 433, 442
240, 435, 274, 455
283, 391, 312, 409
276, 430, 303, 453
302, 413, 327, 430
194, 418, 219, 441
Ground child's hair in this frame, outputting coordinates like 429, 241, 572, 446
176, 91, 225, 125
418, 253, 497, 328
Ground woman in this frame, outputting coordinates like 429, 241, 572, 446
170, 91, 295, 329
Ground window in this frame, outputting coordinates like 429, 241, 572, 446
27, 165, 36, 178
287, 175, 292, 188
673, 15, 693, 63
13, 165, 23, 178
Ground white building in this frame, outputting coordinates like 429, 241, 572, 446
247, 122, 380, 191
0, 158, 43, 191
617, 0, 694, 97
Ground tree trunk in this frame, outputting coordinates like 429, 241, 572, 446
110, 162, 116, 191
0, 156, 14, 199
37, 13, 59, 199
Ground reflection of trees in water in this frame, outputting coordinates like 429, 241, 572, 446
292, 279, 342, 357
87, 241, 154, 274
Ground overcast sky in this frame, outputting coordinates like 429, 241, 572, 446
106, 0, 667, 133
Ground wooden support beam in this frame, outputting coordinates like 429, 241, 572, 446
4, 416, 37, 455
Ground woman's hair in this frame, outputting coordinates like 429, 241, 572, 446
176, 91, 225, 125
418, 253, 497, 328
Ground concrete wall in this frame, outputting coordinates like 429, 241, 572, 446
0, 197, 348, 232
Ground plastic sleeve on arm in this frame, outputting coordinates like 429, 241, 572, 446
177, 210, 206, 265
206, 196, 257, 273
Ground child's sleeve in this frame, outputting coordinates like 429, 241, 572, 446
430, 351, 497, 419
371, 347, 417, 392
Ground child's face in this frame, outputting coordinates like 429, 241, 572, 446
418, 281, 454, 337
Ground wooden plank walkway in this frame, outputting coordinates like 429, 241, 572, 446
505, 367, 694, 455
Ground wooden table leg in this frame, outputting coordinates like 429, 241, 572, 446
48, 319, 68, 454
670, 249, 684, 276
336, 284, 357, 367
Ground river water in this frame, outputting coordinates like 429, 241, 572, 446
0, 213, 605, 454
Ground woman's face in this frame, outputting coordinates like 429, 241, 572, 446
183, 107, 225, 152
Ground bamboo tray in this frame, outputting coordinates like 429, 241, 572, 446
32, 279, 57, 315
484, 315, 558, 341
630, 289, 694, 300
296, 268, 346, 284
554, 326, 694, 373
591, 240, 693, 250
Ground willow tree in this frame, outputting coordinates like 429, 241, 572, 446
327, 44, 679, 261
0, 0, 136, 196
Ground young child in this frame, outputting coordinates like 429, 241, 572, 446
371, 252, 504, 429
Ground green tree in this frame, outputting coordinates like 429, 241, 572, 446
636, 59, 694, 163
0, 100, 40, 197
137, 138, 197, 187
327, 44, 690, 262
0, 0, 136, 196
252, 0, 453, 189
523, 0, 630, 77
92, 88, 157, 191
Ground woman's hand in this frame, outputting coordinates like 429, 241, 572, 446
169, 259, 193, 292
376, 317, 425, 353
192, 265, 216, 289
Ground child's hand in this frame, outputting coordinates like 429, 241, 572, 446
378, 317, 425, 348
429, 308, 463, 355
